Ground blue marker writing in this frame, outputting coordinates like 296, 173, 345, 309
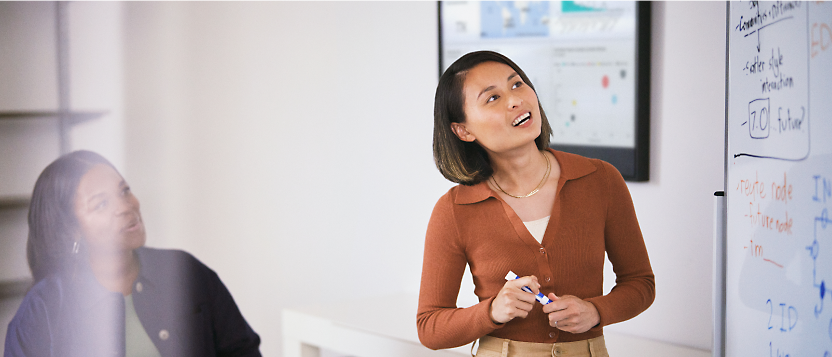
505, 271, 552, 305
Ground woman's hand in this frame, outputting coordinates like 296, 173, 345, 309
489, 275, 540, 324
542, 293, 600, 334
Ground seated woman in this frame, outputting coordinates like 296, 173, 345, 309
4, 150, 261, 357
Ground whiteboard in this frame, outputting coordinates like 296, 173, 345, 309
726, 1, 832, 356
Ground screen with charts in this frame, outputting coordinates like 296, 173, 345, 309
440, 1, 638, 149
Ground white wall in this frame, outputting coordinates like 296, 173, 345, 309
123, 3, 447, 355
121, 1, 726, 355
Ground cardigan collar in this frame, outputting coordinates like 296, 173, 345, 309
454, 149, 597, 205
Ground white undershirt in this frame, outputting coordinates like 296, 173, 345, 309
523, 216, 550, 244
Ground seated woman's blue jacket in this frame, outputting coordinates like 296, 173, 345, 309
4, 247, 261, 357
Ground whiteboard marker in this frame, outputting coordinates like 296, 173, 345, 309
505, 271, 552, 305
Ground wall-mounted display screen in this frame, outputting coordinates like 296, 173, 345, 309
439, 1, 651, 181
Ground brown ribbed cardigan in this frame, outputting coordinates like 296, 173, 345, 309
417, 149, 655, 349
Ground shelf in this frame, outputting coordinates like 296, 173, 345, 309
0, 110, 108, 126
0, 195, 30, 210
0, 278, 32, 298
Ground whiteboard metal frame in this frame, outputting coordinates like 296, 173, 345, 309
715, 3, 730, 356
713, 192, 726, 357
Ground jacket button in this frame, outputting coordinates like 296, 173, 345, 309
539, 248, 545, 254
159, 329, 169, 341
549, 332, 556, 338
545, 277, 551, 282
136, 282, 143, 292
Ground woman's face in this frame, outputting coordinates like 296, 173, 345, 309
74, 164, 146, 254
453, 61, 542, 154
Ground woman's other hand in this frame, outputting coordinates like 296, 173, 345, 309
542, 293, 600, 334
489, 275, 540, 324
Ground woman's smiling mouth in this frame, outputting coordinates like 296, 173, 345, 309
122, 219, 142, 233
512, 112, 531, 127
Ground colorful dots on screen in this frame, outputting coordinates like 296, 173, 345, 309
566, 114, 575, 127
612, 95, 617, 104
602, 75, 609, 89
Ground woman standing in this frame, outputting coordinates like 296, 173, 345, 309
5, 150, 260, 357
417, 51, 655, 356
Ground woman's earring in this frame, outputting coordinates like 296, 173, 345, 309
72, 241, 80, 254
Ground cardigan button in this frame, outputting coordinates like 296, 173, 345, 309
159, 329, 169, 341
136, 282, 143, 292
539, 248, 546, 254
545, 277, 551, 283
549, 331, 556, 338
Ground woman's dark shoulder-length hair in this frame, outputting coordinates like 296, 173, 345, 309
27, 150, 118, 282
433, 50, 553, 185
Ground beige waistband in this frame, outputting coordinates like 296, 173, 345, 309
474, 335, 608, 357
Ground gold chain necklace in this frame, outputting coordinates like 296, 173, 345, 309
490, 152, 551, 199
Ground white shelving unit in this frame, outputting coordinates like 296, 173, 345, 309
1, 5, 123, 354
0, 2, 106, 295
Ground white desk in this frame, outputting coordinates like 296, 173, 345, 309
282, 294, 711, 357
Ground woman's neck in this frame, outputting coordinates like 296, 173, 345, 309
88, 248, 140, 296
488, 144, 548, 193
